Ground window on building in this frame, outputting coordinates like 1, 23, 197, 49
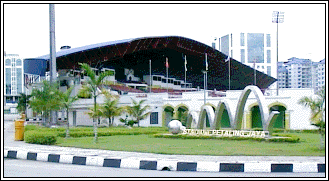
267, 50, 271, 63
16, 59, 22, 66
267, 66, 271, 76
6, 59, 11, 66
240, 49, 245, 63
17, 68, 22, 93
221, 35, 229, 56
240, 33, 245, 46
230, 33, 233, 47
6, 68, 11, 95
150, 112, 158, 124
266, 34, 271, 47
247, 33, 264, 63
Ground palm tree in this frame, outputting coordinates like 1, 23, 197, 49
79, 63, 114, 143
125, 98, 151, 127
17, 93, 31, 117
100, 88, 123, 126
86, 103, 103, 125
298, 86, 325, 148
29, 80, 62, 126
77, 84, 92, 98
59, 86, 79, 138
100, 96, 123, 126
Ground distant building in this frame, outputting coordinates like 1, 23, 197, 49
277, 62, 288, 88
217, 32, 277, 91
4, 54, 24, 113
316, 59, 325, 91
217, 32, 276, 76
277, 57, 325, 92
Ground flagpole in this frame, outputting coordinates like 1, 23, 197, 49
149, 59, 152, 93
254, 59, 256, 85
184, 55, 187, 92
205, 53, 207, 92
229, 57, 231, 90
166, 57, 168, 93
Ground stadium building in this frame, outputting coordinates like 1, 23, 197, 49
23, 36, 318, 130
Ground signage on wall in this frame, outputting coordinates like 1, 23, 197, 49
182, 129, 269, 138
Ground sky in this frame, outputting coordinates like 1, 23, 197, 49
2, 2, 327, 62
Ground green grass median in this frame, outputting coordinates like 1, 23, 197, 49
24, 125, 325, 156
55, 133, 324, 156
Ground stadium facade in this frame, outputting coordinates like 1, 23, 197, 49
22, 36, 318, 130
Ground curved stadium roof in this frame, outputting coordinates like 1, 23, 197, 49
37, 35, 276, 90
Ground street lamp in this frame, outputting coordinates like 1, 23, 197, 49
272, 11, 284, 96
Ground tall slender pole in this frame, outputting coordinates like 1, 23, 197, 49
203, 71, 206, 105
276, 12, 279, 96
184, 55, 187, 92
49, 4, 57, 125
229, 58, 231, 90
149, 59, 152, 93
205, 54, 208, 92
166, 57, 168, 93
254, 59, 256, 85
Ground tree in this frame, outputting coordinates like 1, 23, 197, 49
86, 103, 103, 125
100, 89, 123, 126
79, 63, 114, 143
77, 84, 92, 98
17, 93, 31, 116
298, 86, 325, 149
125, 98, 151, 127
29, 81, 62, 126
59, 86, 79, 138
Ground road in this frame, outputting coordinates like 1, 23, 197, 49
4, 158, 326, 178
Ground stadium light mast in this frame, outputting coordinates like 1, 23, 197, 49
272, 11, 284, 96
49, 4, 57, 125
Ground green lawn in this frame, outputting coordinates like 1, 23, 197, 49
55, 132, 325, 156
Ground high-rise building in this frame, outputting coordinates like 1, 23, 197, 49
316, 59, 325, 91
4, 53, 24, 106
277, 57, 325, 92
285, 57, 312, 88
277, 62, 288, 88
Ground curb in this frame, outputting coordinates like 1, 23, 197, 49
4, 149, 325, 173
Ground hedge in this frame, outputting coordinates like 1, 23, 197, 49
24, 131, 57, 145
24, 125, 168, 139
153, 133, 300, 143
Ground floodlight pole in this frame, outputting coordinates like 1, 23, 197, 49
273, 11, 284, 96
49, 4, 57, 125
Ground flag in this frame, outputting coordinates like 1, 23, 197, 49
225, 56, 230, 62
165, 57, 169, 68
205, 53, 208, 71
184, 55, 187, 72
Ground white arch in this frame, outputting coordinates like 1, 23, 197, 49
212, 100, 234, 129
186, 111, 199, 128
234, 85, 269, 130
197, 105, 215, 129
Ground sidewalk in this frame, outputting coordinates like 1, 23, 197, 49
4, 120, 326, 173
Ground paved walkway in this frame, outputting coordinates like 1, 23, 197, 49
3, 119, 326, 173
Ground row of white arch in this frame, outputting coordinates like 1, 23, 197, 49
185, 85, 280, 133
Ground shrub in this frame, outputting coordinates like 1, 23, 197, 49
153, 133, 301, 143
24, 131, 57, 145
271, 133, 300, 143
24, 124, 40, 131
